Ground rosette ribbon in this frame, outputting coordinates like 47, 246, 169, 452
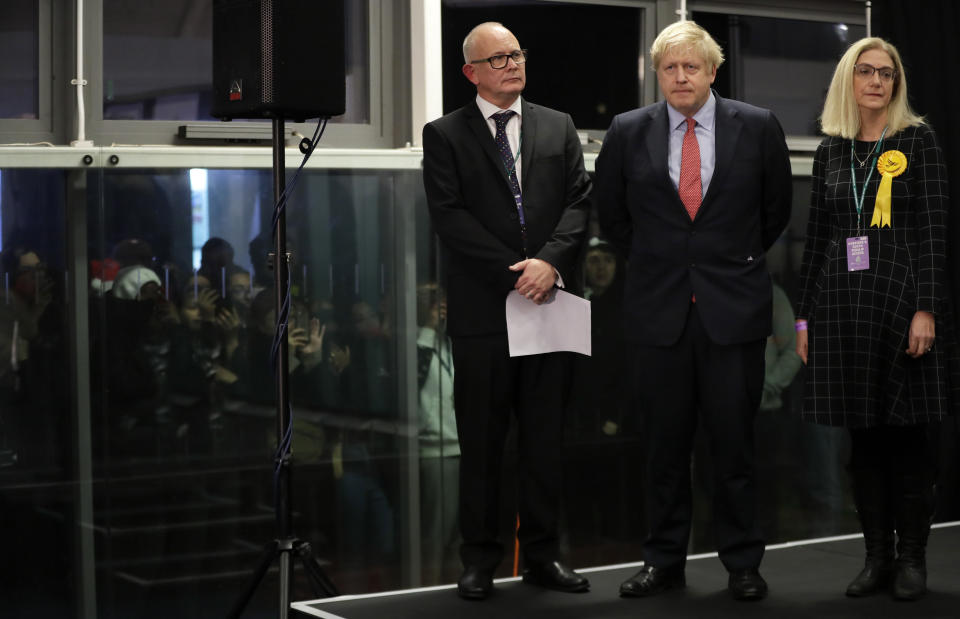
871, 150, 907, 228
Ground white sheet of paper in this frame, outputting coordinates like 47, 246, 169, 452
506, 289, 591, 357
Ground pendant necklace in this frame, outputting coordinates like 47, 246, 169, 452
852, 140, 874, 168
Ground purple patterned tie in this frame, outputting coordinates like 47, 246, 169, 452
492, 110, 527, 256
492, 111, 521, 199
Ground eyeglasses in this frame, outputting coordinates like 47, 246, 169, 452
470, 49, 528, 70
853, 63, 897, 82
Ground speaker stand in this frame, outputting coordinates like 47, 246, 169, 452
227, 117, 338, 619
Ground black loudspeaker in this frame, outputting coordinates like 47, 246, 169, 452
211, 0, 346, 121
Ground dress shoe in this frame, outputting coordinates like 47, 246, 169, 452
457, 566, 493, 600
522, 560, 590, 592
728, 568, 768, 601
619, 564, 685, 597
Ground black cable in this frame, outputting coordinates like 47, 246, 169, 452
269, 117, 329, 494
272, 118, 327, 231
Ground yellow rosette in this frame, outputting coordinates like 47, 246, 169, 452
870, 150, 907, 228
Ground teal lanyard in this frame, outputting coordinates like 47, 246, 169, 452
850, 125, 887, 233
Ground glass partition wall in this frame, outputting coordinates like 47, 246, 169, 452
0, 149, 902, 618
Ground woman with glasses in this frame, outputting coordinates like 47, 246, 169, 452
795, 37, 959, 600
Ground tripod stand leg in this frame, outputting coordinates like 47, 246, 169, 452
279, 545, 292, 618
227, 540, 279, 619
295, 540, 340, 598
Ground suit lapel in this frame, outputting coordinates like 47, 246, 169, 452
646, 103, 689, 220
519, 100, 537, 194
465, 102, 516, 192
646, 103, 671, 187
701, 95, 743, 211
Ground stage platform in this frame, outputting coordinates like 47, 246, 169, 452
293, 522, 960, 619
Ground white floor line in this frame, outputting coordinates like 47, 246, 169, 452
292, 520, 960, 614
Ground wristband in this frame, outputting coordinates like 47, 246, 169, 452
794, 320, 808, 332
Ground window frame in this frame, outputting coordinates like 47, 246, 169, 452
687, 0, 868, 151
1, 0, 407, 148
0, 0, 61, 143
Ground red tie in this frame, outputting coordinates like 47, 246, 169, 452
678, 117, 702, 220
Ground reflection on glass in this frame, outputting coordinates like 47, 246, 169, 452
0, 169, 70, 616
746, 176, 854, 542
563, 236, 645, 564
102, 0, 370, 123
0, 1, 39, 119
86, 167, 407, 612
415, 281, 460, 584
8, 162, 958, 616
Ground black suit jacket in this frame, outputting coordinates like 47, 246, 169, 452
423, 99, 591, 337
596, 94, 792, 346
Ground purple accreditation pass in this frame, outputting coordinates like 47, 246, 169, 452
846, 236, 870, 271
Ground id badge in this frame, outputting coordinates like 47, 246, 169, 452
846, 236, 869, 271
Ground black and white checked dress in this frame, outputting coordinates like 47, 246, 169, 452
797, 124, 960, 428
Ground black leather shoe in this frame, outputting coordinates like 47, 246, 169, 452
619, 564, 685, 597
522, 561, 590, 592
728, 568, 768, 601
457, 566, 493, 600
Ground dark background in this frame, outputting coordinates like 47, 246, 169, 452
874, 0, 960, 518
874, 0, 960, 309
441, 1, 643, 129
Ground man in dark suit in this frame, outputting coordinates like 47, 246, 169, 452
596, 20, 792, 601
422, 21, 591, 600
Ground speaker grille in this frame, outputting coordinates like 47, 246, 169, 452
211, 0, 346, 120
261, 0, 274, 103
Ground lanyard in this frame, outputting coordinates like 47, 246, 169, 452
500, 131, 528, 256
850, 125, 887, 233
501, 132, 523, 186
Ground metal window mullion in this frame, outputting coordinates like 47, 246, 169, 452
66, 165, 97, 619
393, 170, 421, 588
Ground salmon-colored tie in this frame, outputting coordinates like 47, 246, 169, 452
678, 117, 702, 220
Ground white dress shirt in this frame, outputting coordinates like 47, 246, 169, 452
473, 95, 562, 287
667, 91, 717, 200
476, 95, 523, 188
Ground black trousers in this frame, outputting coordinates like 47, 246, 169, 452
450, 333, 570, 571
633, 303, 766, 571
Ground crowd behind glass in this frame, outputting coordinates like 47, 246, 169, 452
1, 3, 953, 617
0, 164, 861, 610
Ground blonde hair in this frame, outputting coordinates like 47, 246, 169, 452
820, 37, 924, 138
650, 20, 724, 72
462, 22, 506, 64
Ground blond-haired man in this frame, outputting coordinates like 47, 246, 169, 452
596, 20, 792, 600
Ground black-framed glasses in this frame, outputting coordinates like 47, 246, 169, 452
470, 49, 528, 70
853, 63, 897, 82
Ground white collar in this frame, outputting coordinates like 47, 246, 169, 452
476, 95, 523, 120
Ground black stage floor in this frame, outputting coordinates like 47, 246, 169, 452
293, 522, 960, 619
